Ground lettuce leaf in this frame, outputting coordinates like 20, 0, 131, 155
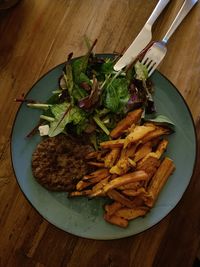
48, 102, 87, 137
103, 78, 130, 113
71, 56, 89, 83
134, 61, 148, 81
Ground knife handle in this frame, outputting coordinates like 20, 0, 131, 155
162, 0, 198, 44
146, 0, 171, 27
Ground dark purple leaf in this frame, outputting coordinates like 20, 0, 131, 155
80, 82, 91, 91
78, 77, 101, 110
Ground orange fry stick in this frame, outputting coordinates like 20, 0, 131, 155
122, 187, 147, 197
141, 126, 171, 144
118, 181, 140, 190
115, 207, 148, 220
104, 202, 123, 216
124, 125, 155, 148
155, 139, 168, 158
76, 174, 110, 191
134, 142, 152, 162
85, 151, 101, 160
104, 148, 121, 168
110, 108, 143, 139
145, 157, 175, 207
92, 177, 110, 192
110, 158, 130, 175
90, 171, 148, 197
100, 139, 125, 149
136, 155, 160, 183
104, 213, 128, 228
83, 169, 110, 180
87, 161, 105, 168
107, 189, 136, 208
68, 190, 92, 197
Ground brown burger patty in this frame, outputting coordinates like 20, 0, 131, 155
32, 134, 92, 191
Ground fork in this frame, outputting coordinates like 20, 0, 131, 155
141, 0, 198, 76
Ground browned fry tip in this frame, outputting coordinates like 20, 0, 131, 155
104, 213, 128, 228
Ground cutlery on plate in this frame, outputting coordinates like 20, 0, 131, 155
141, 0, 198, 76
114, 0, 171, 71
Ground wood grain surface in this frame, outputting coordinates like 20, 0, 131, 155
0, 1, 200, 266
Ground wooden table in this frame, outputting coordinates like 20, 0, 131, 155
0, 1, 200, 266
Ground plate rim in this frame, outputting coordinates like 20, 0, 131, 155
10, 54, 198, 240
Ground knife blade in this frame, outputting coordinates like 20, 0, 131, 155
114, 0, 171, 71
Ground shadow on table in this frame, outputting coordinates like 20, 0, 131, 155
0, 0, 25, 70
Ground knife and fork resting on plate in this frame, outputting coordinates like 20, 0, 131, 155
114, 0, 198, 76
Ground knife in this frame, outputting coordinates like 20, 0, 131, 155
114, 0, 171, 71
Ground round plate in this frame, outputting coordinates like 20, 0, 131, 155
11, 55, 197, 240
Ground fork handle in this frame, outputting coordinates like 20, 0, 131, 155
162, 0, 198, 43
146, 0, 171, 27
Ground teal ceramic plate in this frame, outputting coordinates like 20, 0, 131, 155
11, 55, 197, 240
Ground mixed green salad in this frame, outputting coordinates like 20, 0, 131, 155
18, 39, 174, 148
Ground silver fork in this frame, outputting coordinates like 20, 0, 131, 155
141, 0, 198, 76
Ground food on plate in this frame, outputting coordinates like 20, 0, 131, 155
18, 39, 157, 149
16, 39, 176, 228
110, 108, 143, 139
32, 134, 92, 191
69, 109, 175, 227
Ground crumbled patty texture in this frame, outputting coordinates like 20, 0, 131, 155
32, 134, 92, 191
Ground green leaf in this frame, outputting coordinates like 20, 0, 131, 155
48, 102, 87, 137
101, 60, 114, 74
64, 63, 74, 103
103, 78, 130, 113
126, 65, 135, 84
96, 132, 110, 145
89, 133, 98, 150
72, 84, 88, 101
79, 72, 92, 85
144, 114, 175, 130
46, 93, 61, 104
93, 115, 110, 135
71, 56, 89, 83
134, 61, 148, 81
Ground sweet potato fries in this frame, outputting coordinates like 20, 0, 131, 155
69, 108, 175, 228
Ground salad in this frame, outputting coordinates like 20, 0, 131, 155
19, 39, 159, 148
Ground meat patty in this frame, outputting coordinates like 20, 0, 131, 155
32, 134, 93, 191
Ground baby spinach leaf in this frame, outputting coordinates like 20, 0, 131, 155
103, 78, 130, 113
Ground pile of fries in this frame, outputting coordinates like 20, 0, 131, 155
69, 108, 175, 228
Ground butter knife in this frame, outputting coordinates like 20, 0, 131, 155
114, 0, 171, 71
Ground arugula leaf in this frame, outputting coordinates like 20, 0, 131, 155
48, 102, 87, 137
103, 78, 130, 113
134, 61, 148, 81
